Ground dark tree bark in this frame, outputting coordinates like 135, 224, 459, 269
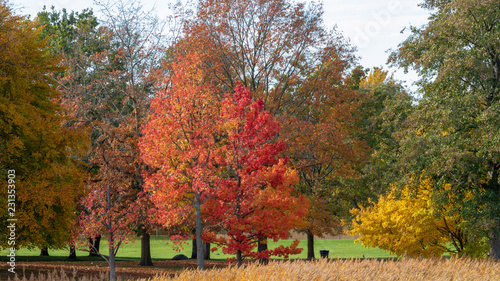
487, 163, 500, 260
191, 227, 197, 259
195, 193, 204, 269
490, 226, 500, 260
89, 234, 102, 256
68, 244, 77, 260
307, 230, 315, 260
204, 242, 210, 260
109, 234, 117, 281
40, 247, 49, 256
236, 249, 243, 267
257, 238, 268, 265
191, 238, 197, 259
139, 226, 153, 266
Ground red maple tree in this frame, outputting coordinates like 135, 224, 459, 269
140, 54, 308, 268
214, 85, 309, 266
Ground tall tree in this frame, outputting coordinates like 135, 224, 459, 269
173, 0, 363, 259
140, 53, 226, 270
36, 5, 105, 258
216, 85, 309, 266
282, 60, 366, 260
0, 1, 87, 250
94, 0, 165, 266
389, 0, 500, 259
177, 0, 355, 116
39, 0, 165, 267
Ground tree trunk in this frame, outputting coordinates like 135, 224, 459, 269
257, 238, 268, 265
204, 242, 210, 260
487, 163, 500, 260
236, 249, 242, 267
307, 230, 315, 260
195, 192, 204, 270
89, 235, 101, 256
94, 234, 101, 253
109, 242, 116, 281
490, 225, 500, 260
68, 244, 77, 260
191, 227, 197, 259
40, 247, 49, 256
191, 238, 197, 259
139, 226, 153, 266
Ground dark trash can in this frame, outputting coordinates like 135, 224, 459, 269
319, 250, 329, 258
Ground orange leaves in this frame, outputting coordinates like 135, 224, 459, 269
0, 3, 87, 250
141, 58, 308, 264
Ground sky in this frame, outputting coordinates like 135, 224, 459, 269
9, 0, 431, 89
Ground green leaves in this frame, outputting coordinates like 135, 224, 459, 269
390, 0, 500, 257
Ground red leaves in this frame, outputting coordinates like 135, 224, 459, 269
140, 58, 308, 263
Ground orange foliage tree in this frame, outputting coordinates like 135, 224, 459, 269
140, 54, 308, 269
172, 0, 365, 260
281, 53, 366, 260
140, 54, 226, 270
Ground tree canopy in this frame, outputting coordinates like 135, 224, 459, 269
389, 0, 500, 258
0, 0, 87, 250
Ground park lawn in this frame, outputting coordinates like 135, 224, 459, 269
0, 236, 396, 262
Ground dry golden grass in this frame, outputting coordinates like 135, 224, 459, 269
5, 257, 499, 280
150, 257, 500, 281
6, 268, 109, 281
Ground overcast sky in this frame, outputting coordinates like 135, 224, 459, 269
9, 0, 431, 89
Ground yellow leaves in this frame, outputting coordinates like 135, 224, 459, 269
0, 2, 89, 250
359, 67, 394, 87
416, 126, 425, 136
349, 178, 459, 258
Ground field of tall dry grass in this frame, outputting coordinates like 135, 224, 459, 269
6, 257, 500, 281
152, 258, 499, 281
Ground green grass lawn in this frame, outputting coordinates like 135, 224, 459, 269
0, 236, 395, 262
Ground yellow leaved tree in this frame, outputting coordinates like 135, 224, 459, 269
349, 178, 488, 257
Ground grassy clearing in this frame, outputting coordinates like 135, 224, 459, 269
0, 236, 395, 261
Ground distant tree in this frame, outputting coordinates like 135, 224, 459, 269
281, 62, 379, 260
353, 68, 414, 199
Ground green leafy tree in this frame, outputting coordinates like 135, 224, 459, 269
354, 68, 414, 198
389, 0, 500, 259
36, 6, 100, 57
